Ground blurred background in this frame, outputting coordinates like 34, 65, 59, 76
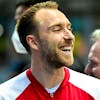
0, 0, 100, 83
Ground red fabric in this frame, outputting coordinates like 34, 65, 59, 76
16, 68, 94, 100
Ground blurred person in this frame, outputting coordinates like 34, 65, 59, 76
0, 1, 100, 99
84, 29, 100, 79
9, 0, 50, 77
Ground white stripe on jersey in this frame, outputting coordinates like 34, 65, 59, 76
0, 71, 30, 100
68, 68, 100, 100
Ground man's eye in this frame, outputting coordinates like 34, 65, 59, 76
88, 60, 97, 67
88, 60, 90, 63
88, 60, 92, 65
68, 27, 73, 31
52, 26, 62, 31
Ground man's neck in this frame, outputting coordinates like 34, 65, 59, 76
31, 65, 65, 89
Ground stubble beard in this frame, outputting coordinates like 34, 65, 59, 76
39, 39, 68, 69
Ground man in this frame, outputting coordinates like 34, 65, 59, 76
84, 29, 100, 79
0, 1, 100, 100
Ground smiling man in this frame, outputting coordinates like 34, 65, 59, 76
0, 1, 100, 100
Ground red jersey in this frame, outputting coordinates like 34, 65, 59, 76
0, 68, 100, 100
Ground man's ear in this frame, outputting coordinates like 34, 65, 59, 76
26, 35, 39, 50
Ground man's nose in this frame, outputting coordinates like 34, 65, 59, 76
63, 29, 75, 41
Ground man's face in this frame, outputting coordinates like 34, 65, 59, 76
84, 41, 100, 79
35, 9, 75, 67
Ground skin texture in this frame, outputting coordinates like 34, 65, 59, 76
26, 8, 75, 88
84, 41, 100, 79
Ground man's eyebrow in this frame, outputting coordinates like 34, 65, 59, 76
48, 23, 62, 28
67, 23, 72, 27
48, 22, 72, 28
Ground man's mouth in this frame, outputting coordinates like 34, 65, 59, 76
60, 46, 73, 55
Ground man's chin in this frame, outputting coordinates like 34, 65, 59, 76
65, 59, 74, 67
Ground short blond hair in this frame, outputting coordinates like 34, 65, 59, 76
91, 29, 100, 42
17, 1, 58, 52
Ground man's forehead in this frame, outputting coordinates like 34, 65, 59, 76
89, 42, 100, 56
35, 8, 70, 26
92, 41, 100, 50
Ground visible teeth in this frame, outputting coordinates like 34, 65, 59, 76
63, 49, 70, 51
61, 47, 71, 51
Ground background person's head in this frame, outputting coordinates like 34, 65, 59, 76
14, 0, 50, 22
12, 0, 51, 54
17, 1, 75, 67
84, 29, 100, 79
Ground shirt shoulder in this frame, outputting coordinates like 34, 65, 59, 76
0, 70, 30, 100
67, 68, 100, 100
